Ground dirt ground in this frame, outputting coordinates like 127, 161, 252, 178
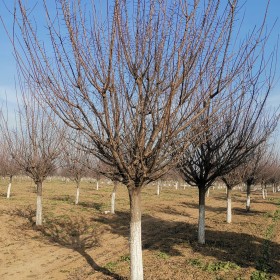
0, 177, 279, 280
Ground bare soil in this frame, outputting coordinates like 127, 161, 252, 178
0, 177, 279, 280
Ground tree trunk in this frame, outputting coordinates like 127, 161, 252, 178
7, 175, 13, 199
111, 182, 117, 214
36, 181, 43, 226
262, 187, 265, 199
75, 181, 80, 205
156, 181, 160, 195
198, 187, 206, 244
175, 181, 178, 190
129, 188, 143, 280
226, 187, 232, 223
206, 188, 210, 197
96, 179, 99, 190
246, 183, 251, 212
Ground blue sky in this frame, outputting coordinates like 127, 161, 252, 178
0, 0, 280, 118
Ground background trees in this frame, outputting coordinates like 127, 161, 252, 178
221, 167, 243, 223
61, 134, 92, 205
0, 92, 65, 225
240, 145, 267, 212
177, 92, 277, 244
0, 140, 20, 198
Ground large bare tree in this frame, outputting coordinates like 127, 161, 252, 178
5, 0, 276, 278
0, 92, 65, 225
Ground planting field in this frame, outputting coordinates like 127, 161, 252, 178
0, 177, 279, 280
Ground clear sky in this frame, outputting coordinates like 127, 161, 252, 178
0, 0, 280, 121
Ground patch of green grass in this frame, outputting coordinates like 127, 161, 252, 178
156, 251, 170, 260
250, 270, 271, 280
272, 209, 280, 222
262, 212, 273, 219
120, 255, 130, 262
104, 261, 118, 272
204, 261, 240, 272
188, 259, 239, 273
187, 258, 204, 268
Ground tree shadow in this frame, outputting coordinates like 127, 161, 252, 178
159, 205, 191, 217
181, 201, 267, 216
78, 201, 105, 211
52, 195, 73, 203
5, 205, 36, 226
95, 211, 280, 276
233, 207, 267, 216
248, 198, 280, 206
181, 201, 226, 213
39, 216, 127, 280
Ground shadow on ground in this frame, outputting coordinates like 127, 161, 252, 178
9, 204, 280, 277
95, 210, 280, 276
39, 216, 127, 280
7, 207, 126, 280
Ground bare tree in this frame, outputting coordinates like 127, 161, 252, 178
240, 144, 268, 211
221, 168, 243, 223
255, 147, 278, 199
6, 0, 276, 278
0, 140, 20, 198
177, 93, 277, 244
0, 92, 65, 226
61, 134, 92, 205
266, 155, 280, 193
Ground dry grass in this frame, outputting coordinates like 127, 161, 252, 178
0, 177, 279, 279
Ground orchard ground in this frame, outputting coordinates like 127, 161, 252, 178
0, 177, 279, 280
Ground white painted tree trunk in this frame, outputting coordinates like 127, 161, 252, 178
7, 175, 13, 199
75, 184, 80, 205
226, 187, 232, 223
129, 188, 143, 280
206, 188, 210, 197
246, 184, 251, 212
156, 181, 160, 195
36, 181, 43, 226
198, 187, 206, 244
262, 188, 266, 199
111, 182, 117, 214
7, 183, 12, 198
175, 181, 178, 190
96, 179, 99, 190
